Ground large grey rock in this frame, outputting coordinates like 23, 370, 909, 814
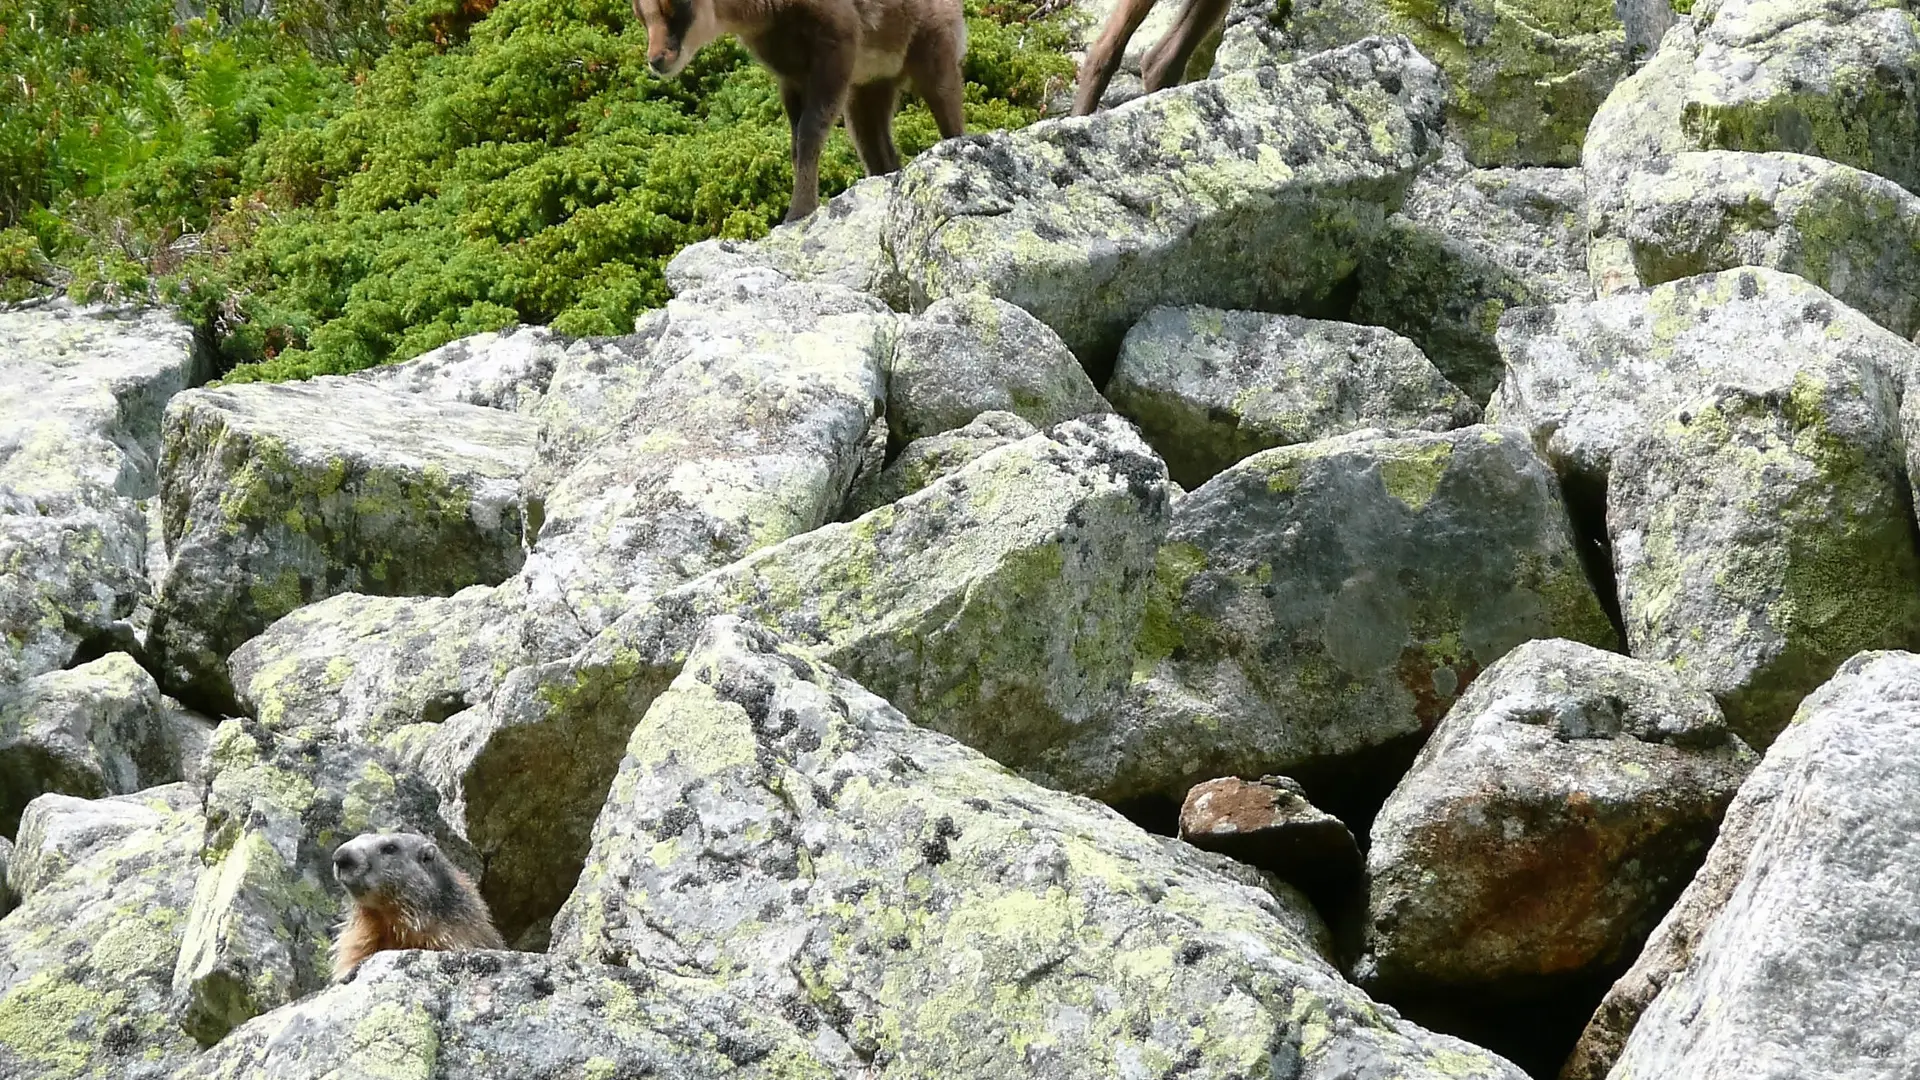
0, 785, 203, 1080
1211, 0, 1630, 167
0, 652, 213, 835
551, 615, 1528, 1079
665, 177, 900, 304
1609, 378, 1920, 749
516, 267, 889, 652
352, 324, 564, 412
1491, 267, 1920, 491
1360, 639, 1754, 999
1108, 305, 1479, 487
176, 950, 844, 1080
1582, 20, 1701, 295
1617, 150, 1920, 337
1351, 147, 1592, 404
1681, 0, 1920, 193
148, 377, 537, 709
420, 414, 1172, 940
843, 410, 1037, 517
1109, 425, 1619, 803
0, 306, 207, 693
887, 293, 1109, 445
891, 36, 1445, 374
170, 717, 477, 1044
1593, 651, 1920, 1080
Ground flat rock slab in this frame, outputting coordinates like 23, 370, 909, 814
148, 377, 537, 709
1491, 267, 1920, 490
1617, 150, 1920, 337
1108, 304, 1478, 487
0, 652, 211, 835
1361, 639, 1753, 996
550, 615, 1528, 1079
1110, 425, 1618, 802
0, 305, 207, 692
1593, 651, 1920, 1080
175, 950, 842, 1080
889, 36, 1446, 374
0, 785, 204, 1080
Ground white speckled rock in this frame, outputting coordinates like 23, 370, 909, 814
0, 785, 203, 1080
0, 652, 213, 835
147, 378, 538, 709
1107, 425, 1618, 803
887, 293, 1109, 444
844, 410, 1038, 518
1108, 304, 1479, 487
351, 324, 564, 412
665, 177, 901, 304
420, 414, 1173, 940
1360, 639, 1754, 998
0, 305, 208, 695
890, 36, 1446, 374
1616, 150, 1920, 337
1587, 651, 1920, 1080
550, 615, 1528, 1079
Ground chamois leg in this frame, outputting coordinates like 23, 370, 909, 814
779, 56, 852, 223
907, 25, 967, 140
1072, 0, 1158, 116
847, 80, 904, 175
1139, 0, 1228, 92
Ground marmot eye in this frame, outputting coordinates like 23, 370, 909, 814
380, 840, 399, 856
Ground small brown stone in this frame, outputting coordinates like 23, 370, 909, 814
1177, 775, 1362, 911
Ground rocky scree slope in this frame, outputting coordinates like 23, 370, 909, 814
6, 7, 1920, 1080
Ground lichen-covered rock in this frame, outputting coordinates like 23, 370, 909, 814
1359, 639, 1754, 1002
0, 838, 12, 918
148, 378, 537, 709
170, 717, 476, 1044
1108, 425, 1619, 802
887, 293, 1109, 445
1177, 774, 1362, 913
1617, 150, 1920, 337
665, 177, 900, 304
0, 652, 213, 835
890, 36, 1445, 374
844, 411, 1037, 517
0, 785, 203, 1080
1609, 379, 1920, 749
516, 267, 889, 651
1211, 0, 1630, 167
1351, 147, 1591, 403
1108, 305, 1479, 487
551, 615, 1527, 1079
420, 414, 1172, 939
1582, 20, 1701, 295
177, 950, 844, 1080
0, 305, 207, 694
1491, 267, 1920, 491
351, 324, 564, 412
228, 586, 529, 746
1592, 651, 1920, 1080
1680, 0, 1920, 193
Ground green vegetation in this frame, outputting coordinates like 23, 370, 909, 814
0, 0, 1072, 378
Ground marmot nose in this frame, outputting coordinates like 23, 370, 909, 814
332, 848, 360, 876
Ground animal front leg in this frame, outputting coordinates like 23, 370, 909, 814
1072, 0, 1158, 116
1140, 0, 1228, 92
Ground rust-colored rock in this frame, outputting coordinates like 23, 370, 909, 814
1178, 775, 1363, 911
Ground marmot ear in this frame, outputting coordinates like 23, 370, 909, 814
418, 841, 439, 863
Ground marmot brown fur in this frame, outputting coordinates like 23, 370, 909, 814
330, 831, 505, 982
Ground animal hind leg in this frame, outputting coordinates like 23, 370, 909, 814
847, 80, 903, 175
1072, 0, 1158, 116
906, 23, 967, 140
1139, 0, 1228, 93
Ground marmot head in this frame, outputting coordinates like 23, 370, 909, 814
332, 832, 446, 906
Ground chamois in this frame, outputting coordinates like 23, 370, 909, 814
1071, 0, 1226, 116
633, 0, 968, 222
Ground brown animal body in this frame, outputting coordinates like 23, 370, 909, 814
634, 0, 967, 222
1071, 0, 1225, 116
330, 832, 504, 982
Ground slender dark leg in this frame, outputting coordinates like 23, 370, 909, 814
1072, 0, 1158, 116
847, 80, 903, 175
1139, 0, 1228, 92
906, 29, 967, 140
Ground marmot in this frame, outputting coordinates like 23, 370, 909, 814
632, 0, 967, 222
330, 831, 505, 982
